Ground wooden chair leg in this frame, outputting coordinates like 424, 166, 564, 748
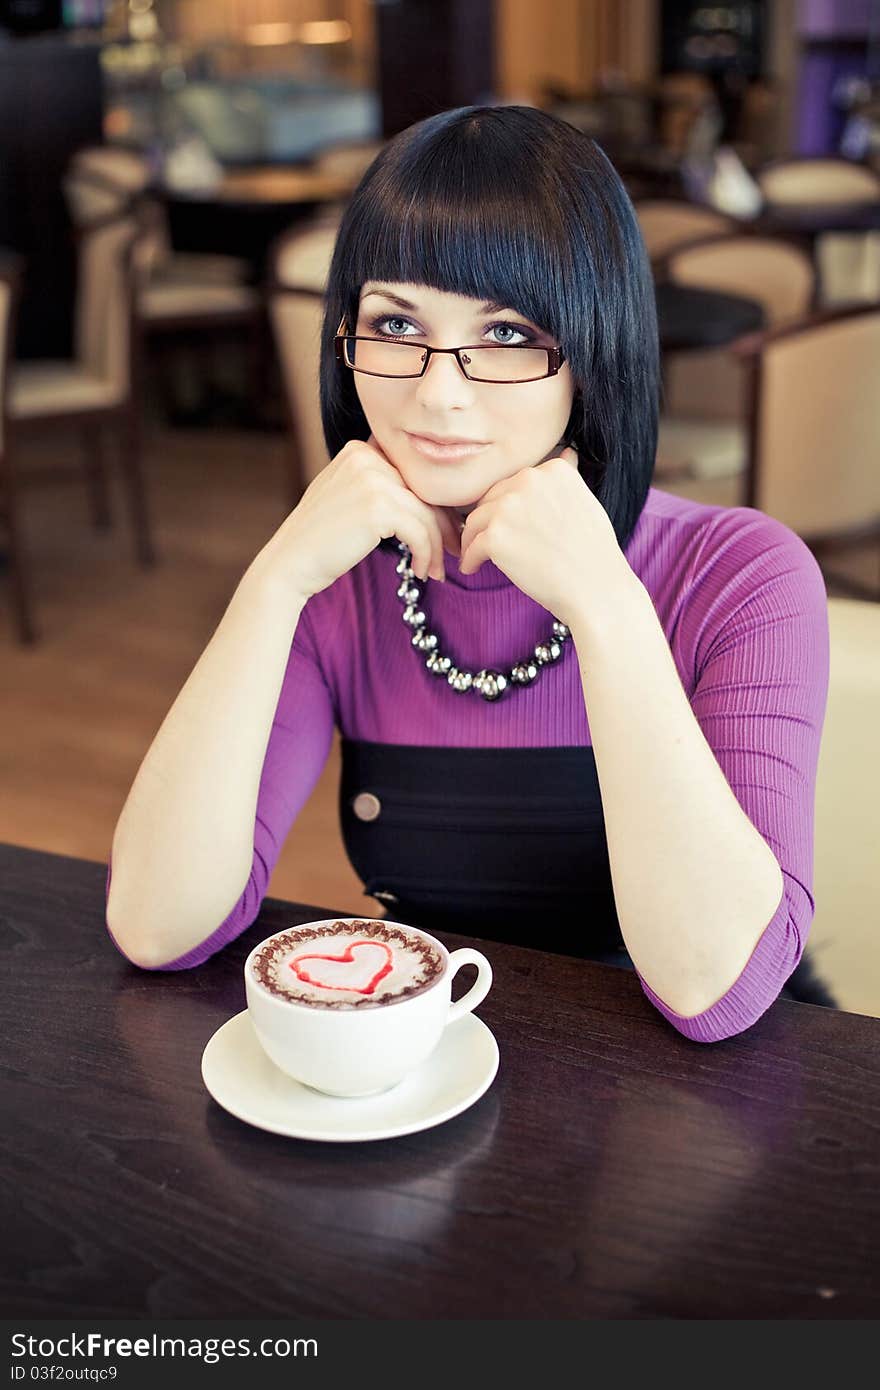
81, 422, 112, 530
117, 406, 156, 567
808, 534, 880, 602
246, 311, 267, 426
1, 447, 37, 644
148, 334, 177, 422
152, 337, 201, 425
818, 565, 880, 602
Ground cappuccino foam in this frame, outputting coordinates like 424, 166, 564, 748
251, 920, 444, 1010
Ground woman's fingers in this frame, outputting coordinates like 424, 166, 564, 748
382, 490, 439, 581
366, 433, 452, 578
382, 473, 449, 580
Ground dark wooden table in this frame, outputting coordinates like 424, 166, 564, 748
751, 201, 880, 306
654, 281, 765, 353
163, 166, 356, 208
160, 165, 353, 282
3, 842, 879, 1319
754, 200, 880, 240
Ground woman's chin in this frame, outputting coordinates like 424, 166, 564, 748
425, 497, 478, 519
399, 476, 478, 513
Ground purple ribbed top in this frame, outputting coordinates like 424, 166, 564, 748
105, 486, 830, 1043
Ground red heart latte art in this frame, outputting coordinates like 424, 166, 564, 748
288, 938, 394, 996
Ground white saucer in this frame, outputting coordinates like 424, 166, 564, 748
201, 1010, 499, 1143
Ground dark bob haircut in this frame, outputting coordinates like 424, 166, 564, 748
319, 104, 659, 552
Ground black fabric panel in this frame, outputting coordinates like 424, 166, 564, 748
339, 738, 624, 958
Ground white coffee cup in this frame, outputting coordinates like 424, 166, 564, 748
244, 917, 493, 1098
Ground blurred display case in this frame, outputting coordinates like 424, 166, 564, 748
100, 7, 379, 169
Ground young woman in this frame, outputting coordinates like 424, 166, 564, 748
105, 105, 830, 1042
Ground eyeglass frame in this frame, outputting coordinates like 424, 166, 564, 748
333, 317, 566, 384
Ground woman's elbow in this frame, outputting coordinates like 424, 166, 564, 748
105, 910, 181, 970
655, 984, 786, 1044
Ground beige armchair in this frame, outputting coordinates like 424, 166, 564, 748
757, 155, 880, 203
810, 597, 880, 1018
756, 157, 880, 307
656, 233, 816, 482
66, 145, 254, 292
267, 217, 341, 506
738, 305, 880, 597
4, 204, 154, 643
66, 146, 264, 420
659, 306, 880, 601
634, 198, 738, 268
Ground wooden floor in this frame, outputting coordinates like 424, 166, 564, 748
3, 414, 878, 1006
1, 416, 367, 920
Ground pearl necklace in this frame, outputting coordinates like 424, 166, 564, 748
394, 541, 571, 700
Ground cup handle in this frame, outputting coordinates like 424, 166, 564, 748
446, 948, 493, 1025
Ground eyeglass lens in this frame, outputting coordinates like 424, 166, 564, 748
343, 338, 551, 382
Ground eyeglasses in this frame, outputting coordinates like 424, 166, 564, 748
334, 319, 566, 384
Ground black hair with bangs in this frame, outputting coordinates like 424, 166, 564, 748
319, 104, 659, 552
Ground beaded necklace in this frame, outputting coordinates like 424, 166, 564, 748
394, 540, 570, 701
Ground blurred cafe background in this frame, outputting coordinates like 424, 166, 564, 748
1, 1, 878, 1016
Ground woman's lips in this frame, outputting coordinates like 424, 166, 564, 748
406, 432, 489, 461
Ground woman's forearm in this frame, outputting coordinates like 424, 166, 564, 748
569, 572, 784, 1018
106, 555, 308, 968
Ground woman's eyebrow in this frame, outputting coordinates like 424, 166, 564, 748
360, 287, 514, 316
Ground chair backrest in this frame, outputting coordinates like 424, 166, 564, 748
268, 218, 341, 489
69, 145, 151, 194
65, 146, 170, 278
634, 198, 738, 264
660, 233, 818, 423
757, 157, 880, 206
810, 596, 880, 1017
74, 214, 140, 398
665, 233, 817, 325
65, 146, 150, 218
744, 307, 880, 535
63, 167, 130, 225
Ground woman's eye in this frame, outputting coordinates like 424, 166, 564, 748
366, 314, 537, 344
369, 316, 414, 336
488, 322, 532, 345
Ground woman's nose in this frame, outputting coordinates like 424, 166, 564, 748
414, 350, 477, 409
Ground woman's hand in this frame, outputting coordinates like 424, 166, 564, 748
254, 435, 463, 601
457, 448, 635, 628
